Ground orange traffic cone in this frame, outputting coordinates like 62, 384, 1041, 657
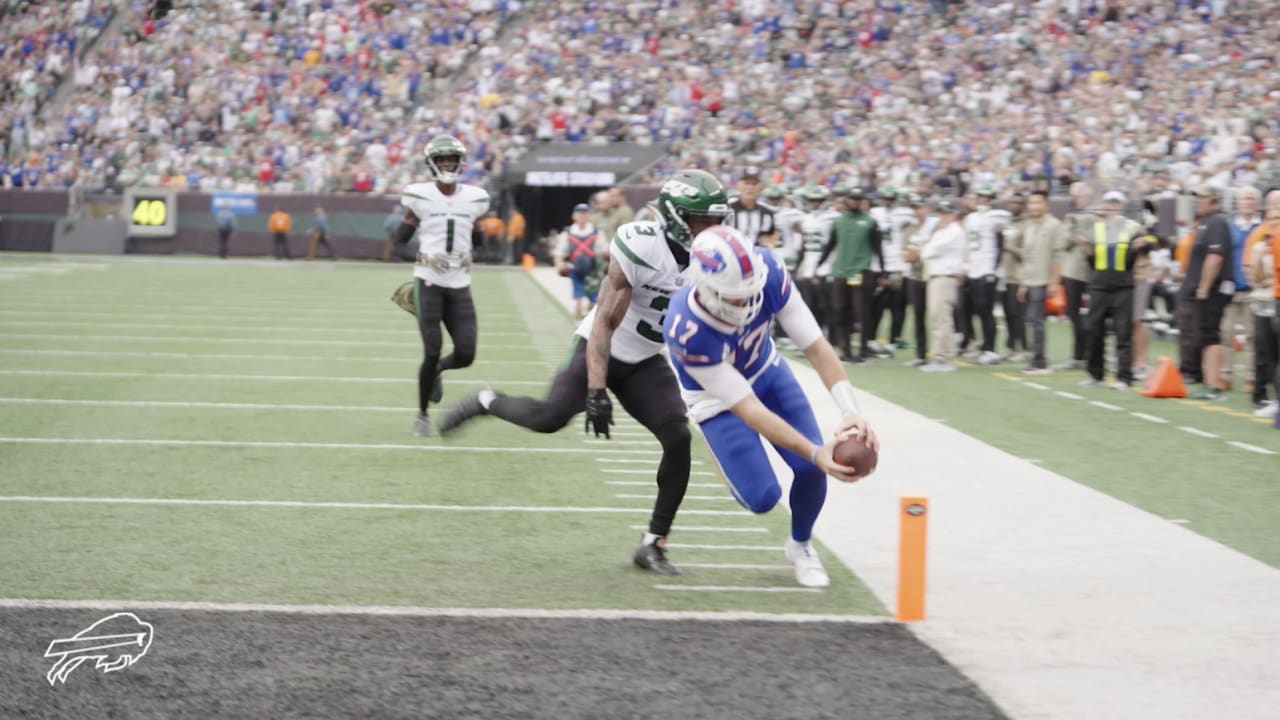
1141, 356, 1188, 398
521, 253, 536, 272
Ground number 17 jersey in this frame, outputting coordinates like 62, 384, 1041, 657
574, 221, 688, 364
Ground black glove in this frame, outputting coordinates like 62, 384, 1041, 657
584, 388, 613, 439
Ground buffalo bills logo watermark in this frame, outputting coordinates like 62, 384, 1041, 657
692, 249, 726, 273
45, 613, 153, 686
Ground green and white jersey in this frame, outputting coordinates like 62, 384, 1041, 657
797, 209, 839, 279
575, 220, 689, 364
401, 181, 490, 288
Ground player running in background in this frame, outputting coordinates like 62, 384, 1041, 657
438, 170, 734, 575
663, 225, 878, 588
392, 135, 490, 437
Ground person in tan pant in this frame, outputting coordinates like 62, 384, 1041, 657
917, 199, 966, 372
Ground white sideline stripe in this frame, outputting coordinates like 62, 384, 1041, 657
614, 494, 733, 502
1129, 412, 1169, 425
596, 458, 706, 466
0, 598, 882, 623
665, 543, 777, 551
0, 370, 545, 386
0, 495, 748, 516
1023, 382, 1050, 390
1177, 426, 1219, 439
628, 525, 767, 534
1054, 391, 1084, 400
679, 563, 788, 569
1089, 401, 1123, 411
0, 349, 544, 366
0, 398, 408, 412
0, 309, 528, 328
1168, 518, 1191, 525
607, 481, 723, 488
0, 319, 532, 337
584, 439, 658, 446
1226, 441, 1277, 456
1, 332, 532, 350
655, 585, 819, 594
0, 437, 661, 456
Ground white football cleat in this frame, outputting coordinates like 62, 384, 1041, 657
785, 538, 830, 588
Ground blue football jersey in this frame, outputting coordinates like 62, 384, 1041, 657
664, 248, 793, 391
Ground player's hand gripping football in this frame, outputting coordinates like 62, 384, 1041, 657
816, 416, 879, 483
584, 388, 614, 439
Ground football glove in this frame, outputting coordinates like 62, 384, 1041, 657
584, 388, 613, 439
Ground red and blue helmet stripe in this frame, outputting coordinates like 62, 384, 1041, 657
704, 225, 753, 276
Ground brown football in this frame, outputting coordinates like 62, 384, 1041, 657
833, 435, 878, 476
557, 264, 572, 277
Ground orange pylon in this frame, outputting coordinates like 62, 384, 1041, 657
1141, 356, 1188, 398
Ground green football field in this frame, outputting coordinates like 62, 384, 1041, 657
0, 255, 882, 615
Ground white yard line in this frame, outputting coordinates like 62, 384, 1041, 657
0, 495, 748, 516
1054, 391, 1084, 400
664, 543, 777, 551
1089, 400, 1123, 411
0, 397, 408, 412
0, 349, 544, 366
0, 437, 661, 456
0, 332, 533, 350
1129, 412, 1169, 424
0, 319, 531, 337
1177, 426, 1220, 439
0, 598, 881, 623
0, 309, 527, 328
596, 458, 706, 466
1225, 441, 1277, 456
614, 494, 733, 502
583, 439, 658, 446
606, 481, 723, 488
0, 369, 544, 386
627, 525, 767, 534
1023, 382, 1050, 390
654, 585, 819, 594
677, 563, 787, 569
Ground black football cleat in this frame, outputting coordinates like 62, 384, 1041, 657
633, 539, 681, 575
429, 373, 444, 404
438, 389, 488, 436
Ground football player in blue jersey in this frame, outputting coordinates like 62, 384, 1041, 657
663, 225, 879, 588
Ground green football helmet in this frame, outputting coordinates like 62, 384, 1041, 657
656, 169, 731, 248
424, 135, 467, 184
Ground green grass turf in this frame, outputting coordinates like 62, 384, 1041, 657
0, 255, 882, 615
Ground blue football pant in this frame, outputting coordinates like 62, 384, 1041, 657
698, 359, 827, 543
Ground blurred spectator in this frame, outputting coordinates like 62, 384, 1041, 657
920, 198, 965, 372
1181, 185, 1233, 399
1009, 190, 1068, 374
1223, 187, 1261, 390
1079, 190, 1146, 389
215, 204, 235, 259
383, 205, 403, 261
1245, 189, 1279, 415
268, 206, 292, 260
553, 202, 605, 320
309, 205, 334, 259
477, 209, 506, 263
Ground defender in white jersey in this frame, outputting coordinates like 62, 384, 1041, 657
438, 170, 733, 575
392, 135, 491, 436
960, 184, 1012, 365
794, 185, 840, 346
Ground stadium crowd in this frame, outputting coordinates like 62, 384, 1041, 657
0, 0, 1277, 199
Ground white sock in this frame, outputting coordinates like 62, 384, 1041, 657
642, 532, 663, 546
477, 389, 496, 409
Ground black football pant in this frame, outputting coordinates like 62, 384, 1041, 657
272, 232, 292, 259
1003, 282, 1027, 353
905, 277, 928, 360
800, 277, 829, 340
871, 273, 907, 345
832, 271, 874, 358
414, 279, 477, 413
489, 338, 691, 538
964, 275, 998, 353
1086, 287, 1134, 383
1063, 277, 1088, 362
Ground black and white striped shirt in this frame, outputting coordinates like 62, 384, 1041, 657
729, 198, 776, 245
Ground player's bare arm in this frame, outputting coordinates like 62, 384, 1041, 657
586, 257, 632, 389
727, 392, 859, 482
800, 336, 878, 452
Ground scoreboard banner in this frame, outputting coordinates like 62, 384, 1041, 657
123, 188, 178, 238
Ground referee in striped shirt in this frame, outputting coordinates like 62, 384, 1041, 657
729, 166, 777, 247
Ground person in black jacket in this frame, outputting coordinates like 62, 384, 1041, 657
1181, 185, 1236, 400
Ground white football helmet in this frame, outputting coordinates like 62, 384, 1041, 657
688, 226, 768, 329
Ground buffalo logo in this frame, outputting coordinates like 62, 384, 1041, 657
692, 249, 727, 273
45, 613, 153, 686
